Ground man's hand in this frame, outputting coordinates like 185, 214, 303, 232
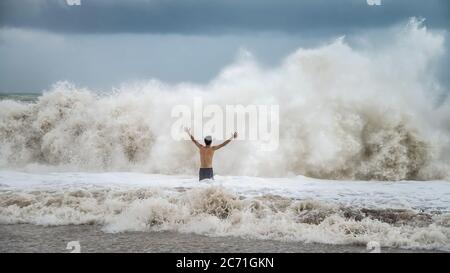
213, 132, 237, 150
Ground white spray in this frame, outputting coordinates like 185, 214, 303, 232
0, 18, 449, 180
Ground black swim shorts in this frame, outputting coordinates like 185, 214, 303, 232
199, 168, 214, 181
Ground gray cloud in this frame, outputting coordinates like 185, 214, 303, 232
0, 0, 449, 34
0, 28, 329, 92
0, 0, 449, 93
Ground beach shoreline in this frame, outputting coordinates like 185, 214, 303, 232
0, 224, 442, 253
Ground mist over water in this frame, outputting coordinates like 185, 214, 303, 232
1, 19, 449, 181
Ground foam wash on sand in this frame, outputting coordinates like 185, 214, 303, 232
0, 19, 449, 251
0, 171, 449, 251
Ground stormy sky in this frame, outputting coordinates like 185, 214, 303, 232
0, 0, 449, 93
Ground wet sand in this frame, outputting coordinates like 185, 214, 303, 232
0, 224, 440, 253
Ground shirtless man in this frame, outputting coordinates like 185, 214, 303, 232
185, 128, 238, 181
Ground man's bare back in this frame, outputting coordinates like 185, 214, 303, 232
185, 128, 237, 180
198, 146, 215, 168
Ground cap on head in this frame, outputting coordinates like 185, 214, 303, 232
204, 135, 212, 146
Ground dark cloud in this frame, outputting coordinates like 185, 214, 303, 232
0, 0, 449, 34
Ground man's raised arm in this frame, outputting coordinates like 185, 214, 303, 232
213, 132, 238, 150
185, 128, 203, 149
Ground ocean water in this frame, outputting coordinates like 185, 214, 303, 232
0, 19, 449, 252
0, 93, 39, 103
